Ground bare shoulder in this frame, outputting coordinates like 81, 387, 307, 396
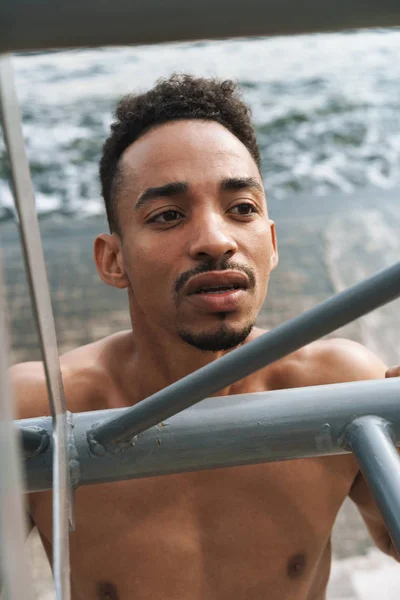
269, 337, 387, 389
10, 331, 130, 420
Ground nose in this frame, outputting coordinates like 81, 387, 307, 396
188, 213, 238, 262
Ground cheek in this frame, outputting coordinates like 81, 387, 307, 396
250, 227, 274, 273
247, 237, 274, 303
124, 240, 176, 298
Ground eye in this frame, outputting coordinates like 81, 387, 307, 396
148, 210, 184, 224
229, 202, 259, 216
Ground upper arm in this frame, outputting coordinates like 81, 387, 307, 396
349, 468, 400, 561
281, 338, 400, 559
308, 337, 387, 384
10, 361, 51, 420
313, 340, 400, 561
277, 337, 387, 389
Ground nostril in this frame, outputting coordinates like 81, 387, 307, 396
189, 237, 238, 261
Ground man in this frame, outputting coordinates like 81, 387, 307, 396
12, 74, 400, 599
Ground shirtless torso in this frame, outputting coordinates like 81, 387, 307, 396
13, 329, 393, 600
11, 83, 398, 599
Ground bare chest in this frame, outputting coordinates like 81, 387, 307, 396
30, 455, 357, 600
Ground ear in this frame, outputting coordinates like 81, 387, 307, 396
269, 220, 279, 270
94, 233, 129, 289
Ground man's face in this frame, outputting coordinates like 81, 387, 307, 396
112, 120, 277, 351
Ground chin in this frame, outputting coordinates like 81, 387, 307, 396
177, 320, 254, 353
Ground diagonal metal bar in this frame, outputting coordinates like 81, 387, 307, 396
90, 261, 400, 451
343, 416, 400, 555
0, 0, 400, 53
0, 251, 35, 599
0, 54, 72, 600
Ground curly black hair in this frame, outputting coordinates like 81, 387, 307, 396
100, 74, 261, 232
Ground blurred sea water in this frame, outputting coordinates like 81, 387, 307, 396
1, 28, 400, 219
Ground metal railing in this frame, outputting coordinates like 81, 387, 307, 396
0, 255, 34, 599
0, 54, 73, 599
88, 262, 400, 450
1, 0, 400, 52
0, 3, 400, 599
19, 378, 400, 490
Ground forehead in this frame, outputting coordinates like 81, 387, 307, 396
120, 120, 261, 193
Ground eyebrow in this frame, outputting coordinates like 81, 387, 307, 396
220, 177, 264, 195
135, 176, 264, 211
135, 181, 188, 211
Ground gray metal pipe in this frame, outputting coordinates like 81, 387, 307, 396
20, 378, 400, 493
20, 426, 49, 459
1, 0, 399, 53
0, 54, 73, 598
0, 254, 35, 598
343, 416, 400, 556
89, 262, 400, 451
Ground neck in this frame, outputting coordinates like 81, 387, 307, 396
118, 305, 254, 407
133, 326, 238, 401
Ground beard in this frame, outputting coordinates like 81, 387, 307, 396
177, 319, 254, 352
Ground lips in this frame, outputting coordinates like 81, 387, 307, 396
185, 271, 249, 296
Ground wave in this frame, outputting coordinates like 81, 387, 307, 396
1, 29, 400, 219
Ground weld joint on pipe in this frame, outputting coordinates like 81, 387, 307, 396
87, 421, 140, 456
87, 423, 114, 456
67, 412, 81, 488
339, 415, 395, 452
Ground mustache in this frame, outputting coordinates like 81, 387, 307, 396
174, 257, 256, 297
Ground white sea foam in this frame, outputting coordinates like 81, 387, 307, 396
1, 29, 399, 217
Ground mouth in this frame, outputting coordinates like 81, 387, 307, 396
185, 271, 249, 297
194, 284, 243, 295
185, 271, 250, 312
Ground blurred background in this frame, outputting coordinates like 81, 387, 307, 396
1, 28, 400, 599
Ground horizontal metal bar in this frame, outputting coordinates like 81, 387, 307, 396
343, 416, 400, 556
1, 0, 399, 52
20, 426, 50, 459
90, 261, 400, 450
20, 377, 400, 492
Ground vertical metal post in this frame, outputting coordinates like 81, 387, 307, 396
344, 416, 400, 556
0, 252, 35, 599
0, 54, 72, 599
